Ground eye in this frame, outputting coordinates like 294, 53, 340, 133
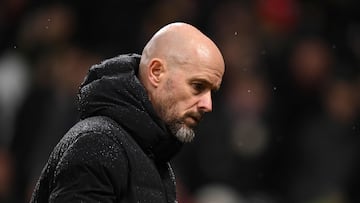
192, 83, 206, 94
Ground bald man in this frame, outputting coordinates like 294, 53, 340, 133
30, 22, 225, 202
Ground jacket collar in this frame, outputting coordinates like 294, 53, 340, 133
78, 54, 182, 163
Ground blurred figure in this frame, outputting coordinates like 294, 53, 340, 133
289, 37, 333, 91
268, 36, 335, 202
0, 0, 33, 159
0, 2, 37, 202
0, 53, 28, 202
11, 46, 99, 202
16, 3, 75, 52
8, 3, 101, 202
288, 77, 359, 203
0, 51, 29, 147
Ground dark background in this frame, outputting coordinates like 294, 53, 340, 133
1, 0, 359, 202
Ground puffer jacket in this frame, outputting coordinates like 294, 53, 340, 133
30, 54, 183, 203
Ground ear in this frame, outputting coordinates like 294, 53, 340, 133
148, 58, 165, 88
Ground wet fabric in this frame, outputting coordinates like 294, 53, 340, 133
30, 54, 182, 202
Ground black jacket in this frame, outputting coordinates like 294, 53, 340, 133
30, 54, 183, 203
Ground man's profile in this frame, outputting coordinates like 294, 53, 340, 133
30, 22, 225, 202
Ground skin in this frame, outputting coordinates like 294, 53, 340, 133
138, 22, 225, 142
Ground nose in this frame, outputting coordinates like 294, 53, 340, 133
198, 91, 212, 113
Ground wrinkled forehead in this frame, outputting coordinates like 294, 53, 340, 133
175, 57, 224, 91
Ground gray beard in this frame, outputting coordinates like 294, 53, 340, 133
172, 125, 195, 143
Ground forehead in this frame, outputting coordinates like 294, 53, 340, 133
166, 40, 225, 89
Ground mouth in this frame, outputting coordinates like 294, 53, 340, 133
185, 114, 202, 127
191, 115, 201, 123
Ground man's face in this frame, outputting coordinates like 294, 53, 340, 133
153, 61, 224, 142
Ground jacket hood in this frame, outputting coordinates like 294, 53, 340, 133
78, 54, 182, 162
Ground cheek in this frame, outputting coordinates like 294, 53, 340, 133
174, 97, 199, 116
161, 94, 186, 119
163, 78, 197, 113
173, 88, 200, 112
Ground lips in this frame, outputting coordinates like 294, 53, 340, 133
185, 113, 202, 127
190, 115, 200, 123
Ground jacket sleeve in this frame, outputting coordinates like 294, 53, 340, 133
49, 131, 129, 202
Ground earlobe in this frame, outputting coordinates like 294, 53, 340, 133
148, 58, 164, 87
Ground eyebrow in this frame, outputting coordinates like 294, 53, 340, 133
193, 78, 220, 92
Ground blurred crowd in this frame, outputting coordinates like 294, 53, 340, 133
0, 0, 359, 202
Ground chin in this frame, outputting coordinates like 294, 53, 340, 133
174, 125, 195, 143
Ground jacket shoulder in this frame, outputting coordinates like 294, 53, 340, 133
68, 116, 124, 136
49, 116, 130, 199
58, 116, 129, 170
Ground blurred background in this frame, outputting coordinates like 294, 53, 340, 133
0, 0, 359, 202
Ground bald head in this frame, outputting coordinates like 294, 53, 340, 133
138, 22, 225, 142
139, 22, 225, 87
